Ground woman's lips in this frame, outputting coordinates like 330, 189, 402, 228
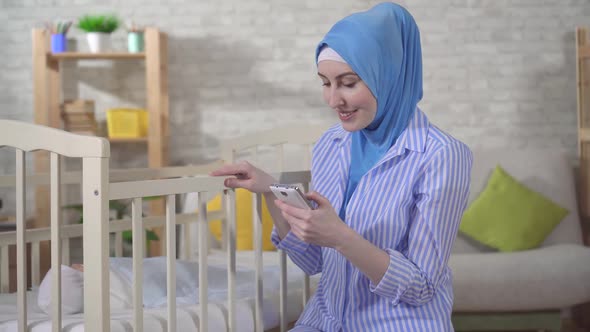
338, 110, 358, 121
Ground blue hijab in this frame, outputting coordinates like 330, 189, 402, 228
315, 3, 423, 219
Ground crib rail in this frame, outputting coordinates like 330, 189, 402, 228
221, 125, 326, 157
0, 162, 224, 188
220, 125, 328, 172
110, 176, 226, 200
0, 170, 313, 332
0, 119, 108, 158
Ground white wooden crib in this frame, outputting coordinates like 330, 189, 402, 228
0, 120, 327, 332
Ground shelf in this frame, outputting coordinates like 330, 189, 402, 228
108, 137, 148, 143
579, 46, 590, 59
48, 52, 145, 60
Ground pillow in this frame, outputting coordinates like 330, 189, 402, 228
109, 265, 133, 310
38, 265, 84, 315
208, 188, 276, 251
459, 165, 569, 252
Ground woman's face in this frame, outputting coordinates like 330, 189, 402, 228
317, 60, 377, 132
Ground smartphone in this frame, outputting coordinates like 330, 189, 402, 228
269, 184, 314, 210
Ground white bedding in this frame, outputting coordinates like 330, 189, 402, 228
0, 251, 320, 332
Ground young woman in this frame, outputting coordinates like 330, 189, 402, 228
211, 3, 472, 331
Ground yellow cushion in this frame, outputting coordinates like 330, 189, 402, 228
207, 188, 276, 251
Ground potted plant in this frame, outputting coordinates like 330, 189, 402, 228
77, 14, 119, 53
64, 198, 159, 256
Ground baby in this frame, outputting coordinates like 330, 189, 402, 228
37, 256, 280, 315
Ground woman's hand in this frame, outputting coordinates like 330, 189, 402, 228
209, 161, 276, 193
274, 191, 350, 248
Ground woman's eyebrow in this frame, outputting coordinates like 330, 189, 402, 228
317, 72, 359, 79
335, 72, 359, 79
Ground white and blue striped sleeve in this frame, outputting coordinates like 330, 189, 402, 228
369, 141, 472, 306
271, 229, 323, 275
267, 129, 337, 276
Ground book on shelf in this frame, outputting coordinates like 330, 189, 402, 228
61, 99, 98, 136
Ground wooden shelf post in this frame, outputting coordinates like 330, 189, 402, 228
145, 27, 169, 256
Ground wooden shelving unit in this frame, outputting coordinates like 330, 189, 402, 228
575, 27, 590, 252
577, 27, 590, 222
32, 27, 169, 261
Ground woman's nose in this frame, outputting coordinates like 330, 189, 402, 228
327, 87, 344, 108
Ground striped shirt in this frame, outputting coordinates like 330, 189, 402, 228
272, 109, 472, 331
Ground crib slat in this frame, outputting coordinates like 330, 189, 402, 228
16, 149, 27, 332
82, 157, 110, 332
224, 189, 236, 332
31, 242, 40, 287
221, 213, 227, 252
253, 193, 263, 332
50, 152, 62, 331
183, 222, 191, 260
219, 148, 237, 253
160, 226, 167, 257
114, 232, 123, 257
279, 250, 287, 332
277, 144, 284, 171
197, 192, 208, 332
303, 275, 311, 305
304, 144, 312, 169
62, 238, 70, 266
253, 146, 259, 165
302, 181, 312, 305
132, 197, 144, 332
166, 194, 177, 332
143, 226, 148, 258
0, 246, 8, 293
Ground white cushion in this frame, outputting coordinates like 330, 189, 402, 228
37, 265, 84, 315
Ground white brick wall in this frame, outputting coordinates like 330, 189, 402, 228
0, 0, 589, 213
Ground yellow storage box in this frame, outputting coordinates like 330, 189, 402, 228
106, 108, 148, 139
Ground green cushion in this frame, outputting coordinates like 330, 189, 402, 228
459, 165, 569, 252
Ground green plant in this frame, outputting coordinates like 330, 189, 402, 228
63, 197, 159, 246
77, 14, 119, 34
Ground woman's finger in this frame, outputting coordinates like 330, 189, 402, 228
288, 221, 306, 242
209, 163, 249, 177
306, 191, 328, 207
275, 199, 311, 220
224, 177, 246, 188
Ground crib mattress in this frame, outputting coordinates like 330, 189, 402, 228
0, 251, 320, 332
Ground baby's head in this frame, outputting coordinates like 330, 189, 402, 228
37, 265, 84, 315
71, 263, 84, 272
37, 263, 132, 315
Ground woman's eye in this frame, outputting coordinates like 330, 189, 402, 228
322, 82, 331, 87
343, 82, 357, 88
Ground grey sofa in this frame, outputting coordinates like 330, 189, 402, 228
449, 148, 590, 331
